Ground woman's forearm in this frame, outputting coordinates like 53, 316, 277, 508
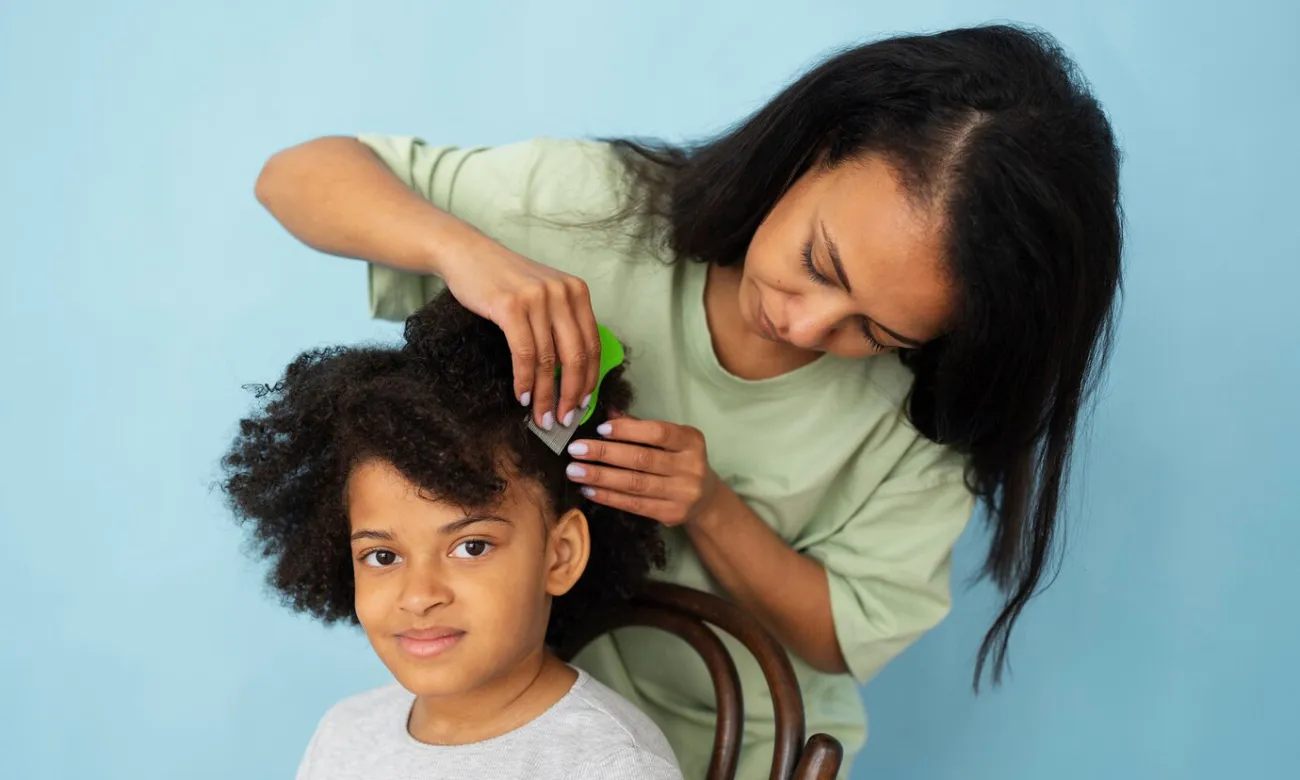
254, 136, 480, 275
686, 484, 849, 675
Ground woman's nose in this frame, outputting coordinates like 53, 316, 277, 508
785, 300, 845, 350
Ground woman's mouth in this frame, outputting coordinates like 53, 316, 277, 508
756, 300, 781, 342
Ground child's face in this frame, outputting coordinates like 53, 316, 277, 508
345, 459, 588, 698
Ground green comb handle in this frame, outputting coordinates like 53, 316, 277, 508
525, 323, 626, 455
578, 324, 625, 426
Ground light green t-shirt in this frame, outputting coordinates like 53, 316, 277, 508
357, 134, 976, 779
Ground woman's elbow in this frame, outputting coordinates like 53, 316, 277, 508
813, 654, 850, 676
253, 136, 350, 208
253, 147, 291, 209
800, 638, 851, 676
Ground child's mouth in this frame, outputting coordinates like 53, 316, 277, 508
395, 628, 466, 658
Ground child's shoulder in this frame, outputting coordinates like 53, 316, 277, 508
546, 671, 677, 765
318, 682, 413, 731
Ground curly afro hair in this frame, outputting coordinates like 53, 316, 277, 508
221, 292, 665, 648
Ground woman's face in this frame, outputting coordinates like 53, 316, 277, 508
739, 155, 957, 359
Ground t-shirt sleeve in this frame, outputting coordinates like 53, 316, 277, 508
292, 712, 328, 780
802, 439, 976, 683
576, 746, 685, 780
355, 133, 627, 322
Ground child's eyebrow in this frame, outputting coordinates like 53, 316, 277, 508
350, 529, 394, 542
440, 515, 513, 535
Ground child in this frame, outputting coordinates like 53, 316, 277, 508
221, 293, 683, 780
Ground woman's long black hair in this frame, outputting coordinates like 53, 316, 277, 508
604, 23, 1123, 688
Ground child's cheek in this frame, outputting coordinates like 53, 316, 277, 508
351, 570, 387, 633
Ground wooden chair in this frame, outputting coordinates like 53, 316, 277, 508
558, 582, 844, 780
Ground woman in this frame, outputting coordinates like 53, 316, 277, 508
255, 23, 1122, 779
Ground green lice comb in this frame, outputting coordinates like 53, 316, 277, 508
526, 323, 626, 454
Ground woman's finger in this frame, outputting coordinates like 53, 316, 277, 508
596, 417, 696, 452
577, 486, 683, 525
548, 282, 593, 428
495, 303, 538, 408
566, 462, 673, 498
566, 277, 603, 410
525, 294, 559, 429
566, 439, 675, 476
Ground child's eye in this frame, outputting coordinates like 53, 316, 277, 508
361, 549, 402, 568
450, 540, 494, 559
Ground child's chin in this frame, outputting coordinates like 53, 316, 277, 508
389, 665, 486, 699
371, 635, 481, 696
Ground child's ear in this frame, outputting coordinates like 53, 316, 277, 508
545, 507, 591, 598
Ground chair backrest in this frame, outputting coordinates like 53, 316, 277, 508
557, 582, 843, 780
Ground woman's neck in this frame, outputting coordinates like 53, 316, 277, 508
406, 650, 577, 746
704, 263, 820, 380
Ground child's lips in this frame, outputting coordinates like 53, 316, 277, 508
395, 628, 465, 658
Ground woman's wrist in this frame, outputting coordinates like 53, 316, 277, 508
418, 212, 485, 277
685, 479, 741, 540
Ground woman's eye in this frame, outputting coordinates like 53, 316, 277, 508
859, 321, 888, 352
451, 540, 494, 559
800, 241, 832, 285
361, 549, 402, 568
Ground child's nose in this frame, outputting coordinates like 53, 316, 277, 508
398, 570, 454, 614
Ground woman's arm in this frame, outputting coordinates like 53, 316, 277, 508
255, 136, 482, 275
569, 416, 973, 681
686, 483, 848, 675
254, 136, 601, 427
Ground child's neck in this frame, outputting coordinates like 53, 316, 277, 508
406, 650, 578, 746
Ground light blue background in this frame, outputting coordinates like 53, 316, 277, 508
2, 1, 1297, 778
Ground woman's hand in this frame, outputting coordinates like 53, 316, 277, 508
566, 413, 848, 673
563, 416, 722, 527
437, 238, 600, 430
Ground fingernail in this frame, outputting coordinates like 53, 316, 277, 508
567, 442, 589, 456
580, 393, 592, 409
566, 463, 586, 479
520, 391, 531, 407
597, 423, 613, 436
581, 487, 596, 498
542, 411, 555, 431
561, 409, 576, 428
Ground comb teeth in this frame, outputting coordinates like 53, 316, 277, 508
526, 375, 579, 454
526, 415, 579, 454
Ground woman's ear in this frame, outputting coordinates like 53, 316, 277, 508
545, 508, 591, 598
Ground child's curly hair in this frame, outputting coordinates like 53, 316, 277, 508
221, 292, 665, 648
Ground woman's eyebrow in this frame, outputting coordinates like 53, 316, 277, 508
821, 222, 926, 348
